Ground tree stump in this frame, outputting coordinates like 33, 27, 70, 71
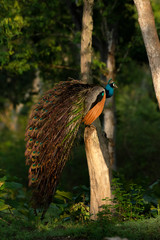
84, 124, 112, 219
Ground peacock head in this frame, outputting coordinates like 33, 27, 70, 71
105, 78, 118, 98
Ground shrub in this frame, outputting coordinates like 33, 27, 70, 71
98, 178, 146, 222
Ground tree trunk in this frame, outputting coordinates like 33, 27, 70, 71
81, 0, 112, 220
84, 124, 112, 219
104, 30, 116, 170
134, 0, 160, 108
0, 102, 23, 132
32, 70, 42, 102
81, 0, 94, 84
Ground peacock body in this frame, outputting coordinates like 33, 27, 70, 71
25, 79, 117, 212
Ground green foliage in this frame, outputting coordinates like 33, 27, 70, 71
144, 179, 160, 217
112, 178, 145, 220
47, 185, 90, 223
33, 185, 90, 223
151, 204, 160, 217
70, 202, 90, 222
98, 178, 146, 222
0, 0, 80, 109
0, 174, 159, 240
0, 213, 160, 240
0, 173, 89, 223
0, 174, 34, 220
0, 0, 77, 73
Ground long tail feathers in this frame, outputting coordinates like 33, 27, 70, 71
25, 80, 91, 208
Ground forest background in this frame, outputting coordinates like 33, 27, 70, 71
0, 0, 160, 238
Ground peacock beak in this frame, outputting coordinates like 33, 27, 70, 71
113, 83, 118, 89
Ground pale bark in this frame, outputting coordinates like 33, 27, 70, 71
104, 107, 116, 169
104, 30, 116, 170
134, 0, 160, 108
0, 102, 24, 132
84, 124, 112, 219
81, 0, 94, 84
32, 70, 42, 102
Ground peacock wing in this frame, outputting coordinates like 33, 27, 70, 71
83, 86, 106, 125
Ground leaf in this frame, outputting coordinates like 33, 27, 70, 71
4, 181, 23, 190
0, 200, 9, 211
54, 190, 73, 201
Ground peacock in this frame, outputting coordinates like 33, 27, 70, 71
25, 78, 117, 215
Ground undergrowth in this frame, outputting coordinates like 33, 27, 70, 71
0, 215, 160, 240
0, 174, 160, 240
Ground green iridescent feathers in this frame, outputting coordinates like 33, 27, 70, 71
25, 80, 92, 208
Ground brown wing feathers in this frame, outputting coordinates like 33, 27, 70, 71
83, 91, 106, 125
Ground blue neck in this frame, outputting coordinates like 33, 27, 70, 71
105, 84, 114, 98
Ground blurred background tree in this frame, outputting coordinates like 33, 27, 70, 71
0, 0, 159, 205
